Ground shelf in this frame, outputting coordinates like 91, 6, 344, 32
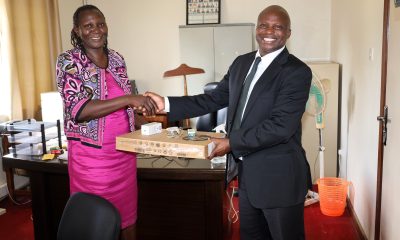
7, 132, 58, 144
9, 143, 44, 155
6, 119, 57, 132
3, 119, 62, 155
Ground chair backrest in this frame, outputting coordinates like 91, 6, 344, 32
196, 82, 227, 131
57, 192, 121, 240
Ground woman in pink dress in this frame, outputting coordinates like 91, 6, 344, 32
56, 5, 156, 240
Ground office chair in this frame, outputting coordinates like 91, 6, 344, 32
196, 82, 227, 131
57, 192, 121, 240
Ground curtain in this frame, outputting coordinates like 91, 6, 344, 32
0, 0, 16, 121
4, 0, 61, 120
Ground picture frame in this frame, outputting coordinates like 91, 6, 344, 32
186, 0, 221, 25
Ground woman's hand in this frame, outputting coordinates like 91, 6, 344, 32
127, 95, 158, 116
78, 95, 158, 122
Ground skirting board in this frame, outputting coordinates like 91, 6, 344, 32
347, 198, 368, 240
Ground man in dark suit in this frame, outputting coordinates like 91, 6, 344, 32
146, 5, 312, 240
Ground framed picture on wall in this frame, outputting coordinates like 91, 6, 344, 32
186, 0, 221, 25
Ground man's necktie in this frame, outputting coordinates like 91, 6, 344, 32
232, 57, 262, 130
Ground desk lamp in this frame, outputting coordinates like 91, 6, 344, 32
163, 64, 205, 129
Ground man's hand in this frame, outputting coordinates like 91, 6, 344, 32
207, 137, 231, 160
144, 91, 165, 113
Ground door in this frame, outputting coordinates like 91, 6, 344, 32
376, 1, 400, 239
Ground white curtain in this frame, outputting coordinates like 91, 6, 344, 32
0, 0, 19, 122
0, 0, 61, 121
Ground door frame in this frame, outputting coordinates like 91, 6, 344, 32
375, 0, 390, 239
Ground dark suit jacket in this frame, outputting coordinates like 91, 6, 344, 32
168, 48, 312, 209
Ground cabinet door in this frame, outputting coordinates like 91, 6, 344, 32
179, 27, 214, 95
213, 26, 254, 81
302, 62, 340, 181
179, 24, 255, 94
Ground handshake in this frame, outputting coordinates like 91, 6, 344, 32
131, 92, 165, 116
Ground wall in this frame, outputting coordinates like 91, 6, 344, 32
331, 0, 383, 238
59, 0, 331, 96
58, 0, 83, 52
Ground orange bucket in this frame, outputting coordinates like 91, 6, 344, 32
317, 177, 349, 217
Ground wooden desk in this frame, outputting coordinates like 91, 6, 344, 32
2, 153, 229, 240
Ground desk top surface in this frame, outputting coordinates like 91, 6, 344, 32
2, 153, 226, 180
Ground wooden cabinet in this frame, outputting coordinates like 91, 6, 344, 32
179, 23, 255, 95
302, 62, 341, 180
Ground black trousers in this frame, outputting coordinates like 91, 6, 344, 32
238, 166, 305, 240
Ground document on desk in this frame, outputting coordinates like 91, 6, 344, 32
57, 151, 68, 161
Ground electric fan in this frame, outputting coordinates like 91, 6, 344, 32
305, 72, 330, 179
